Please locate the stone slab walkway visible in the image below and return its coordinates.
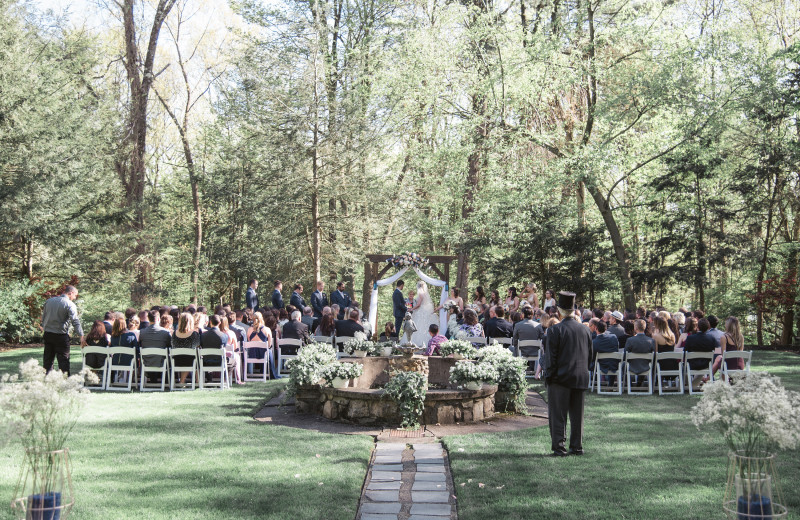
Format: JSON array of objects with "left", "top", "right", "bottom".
[{"left": 357, "top": 441, "right": 457, "bottom": 520}]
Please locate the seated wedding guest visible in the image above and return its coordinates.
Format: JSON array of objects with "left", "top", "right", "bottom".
[
  {"left": 110, "top": 315, "right": 138, "bottom": 361},
  {"left": 625, "top": 319, "right": 655, "bottom": 377},
  {"left": 424, "top": 324, "right": 447, "bottom": 356},
  {"left": 219, "top": 317, "right": 243, "bottom": 384},
  {"left": 587, "top": 318, "right": 600, "bottom": 339},
  {"left": 335, "top": 309, "right": 365, "bottom": 338},
  {"left": 692, "top": 309, "right": 705, "bottom": 319},
  {"left": 169, "top": 307, "right": 180, "bottom": 329},
  {"left": 485, "top": 306, "right": 513, "bottom": 339},
  {"left": 458, "top": 309, "right": 484, "bottom": 342},
  {"left": 127, "top": 315, "right": 141, "bottom": 341},
  {"left": 101, "top": 312, "right": 114, "bottom": 335},
  {"left": 592, "top": 321, "right": 620, "bottom": 384},
  {"left": 199, "top": 314, "right": 228, "bottom": 372},
  {"left": 315, "top": 314, "right": 336, "bottom": 337},
  {"left": 505, "top": 287, "right": 520, "bottom": 313},
  {"left": 172, "top": 313, "right": 200, "bottom": 385},
  {"left": 607, "top": 311, "right": 625, "bottom": 339},
  {"left": 228, "top": 311, "right": 246, "bottom": 347},
  {"left": 247, "top": 312, "right": 280, "bottom": 379},
  {"left": 235, "top": 310, "right": 249, "bottom": 330},
  {"left": 581, "top": 309, "right": 593, "bottom": 323},
  {"left": 510, "top": 311, "right": 522, "bottom": 326},
  {"left": 301, "top": 306, "right": 316, "bottom": 332},
  {"left": 711, "top": 316, "right": 745, "bottom": 377},
  {"left": 160, "top": 313, "right": 173, "bottom": 335},
  {"left": 140, "top": 310, "right": 171, "bottom": 376},
  {"left": 652, "top": 316, "right": 675, "bottom": 354},
  {"left": 706, "top": 315, "right": 724, "bottom": 348},
  {"left": 283, "top": 310, "right": 312, "bottom": 345},
  {"left": 125, "top": 307, "right": 137, "bottom": 321},
  {"left": 675, "top": 317, "right": 698, "bottom": 350},
  {"left": 513, "top": 306, "right": 539, "bottom": 356},
  {"left": 330, "top": 304, "right": 341, "bottom": 321},
  {"left": 278, "top": 308, "right": 289, "bottom": 331},
  {"left": 683, "top": 318, "right": 717, "bottom": 376},
  {"left": 194, "top": 312, "right": 208, "bottom": 334},
  {"left": 619, "top": 320, "right": 635, "bottom": 350},
  {"left": 379, "top": 322, "right": 399, "bottom": 341},
  {"left": 674, "top": 312, "right": 686, "bottom": 334},
  {"left": 137, "top": 310, "right": 150, "bottom": 330},
  {"left": 84, "top": 320, "right": 110, "bottom": 369},
  {"left": 533, "top": 316, "right": 560, "bottom": 379}
]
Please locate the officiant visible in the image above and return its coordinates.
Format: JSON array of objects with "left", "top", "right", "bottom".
[{"left": 392, "top": 280, "right": 406, "bottom": 335}]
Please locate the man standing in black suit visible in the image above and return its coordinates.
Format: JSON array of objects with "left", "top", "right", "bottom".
[
  {"left": 393, "top": 280, "right": 407, "bottom": 336},
  {"left": 245, "top": 279, "right": 259, "bottom": 310},
  {"left": 290, "top": 284, "right": 306, "bottom": 311},
  {"left": 545, "top": 291, "right": 593, "bottom": 457},
  {"left": 311, "top": 281, "right": 328, "bottom": 320},
  {"left": 330, "top": 282, "right": 351, "bottom": 320},
  {"left": 271, "top": 280, "right": 284, "bottom": 310}
]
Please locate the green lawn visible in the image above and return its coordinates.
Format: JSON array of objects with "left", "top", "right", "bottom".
[
  {"left": 0, "top": 347, "right": 373, "bottom": 520},
  {"left": 2, "top": 348, "right": 798, "bottom": 520},
  {"left": 444, "top": 351, "right": 800, "bottom": 520}
]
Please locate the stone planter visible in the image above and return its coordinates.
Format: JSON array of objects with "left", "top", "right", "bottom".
[
  {"left": 451, "top": 353, "right": 464, "bottom": 360},
  {"left": 331, "top": 377, "right": 349, "bottom": 389},
  {"left": 353, "top": 350, "right": 367, "bottom": 358},
  {"left": 465, "top": 381, "right": 482, "bottom": 391}
]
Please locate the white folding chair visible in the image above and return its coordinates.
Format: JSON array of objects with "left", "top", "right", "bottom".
[
  {"left": 199, "top": 347, "right": 229, "bottom": 390},
  {"left": 625, "top": 352, "right": 655, "bottom": 395},
  {"left": 685, "top": 352, "right": 714, "bottom": 395},
  {"left": 139, "top": 347, "right": 169, "bottom": 392},
  {"left": 169, "top": 348, "right": 198, "bottom": 391},
  {"left": 466, "top": 336, "right": 487, "bottom": 347},
  {"left": 656, "top": 352, "right": 685, "bottom": 395},
  {"left": 334, "top": 336, "right": 354, "bottom": 359},
  {"left": 594, "top": 352, "right": 624, "bottom": 395},
  {"left": 516, "top": 339, "right": 542, "bottom": 377},
  {"left": 490, "top": 337, "right": 513, "bottom": 349},
  {"left": 313, "top": 335, "right": 334, "bottom": 345},
  {"left": 721, "top": 350, "right": 752, "bottom": 382},
  {"left": 277, "top": 338, "right": 303, "bottom": 374},
  {"left": 105, "top": 346, "right": 137, "bottom": 392},
  {"left": 242, "top": 341, "right": 270, "bottom": 382},
  {"left": 81, "top": 346, "right": 108, "bottom": 390}
]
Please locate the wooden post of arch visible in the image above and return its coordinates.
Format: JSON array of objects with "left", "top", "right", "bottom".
[{"left": 364, "top": 254, "right": 457, "bottom": 335}]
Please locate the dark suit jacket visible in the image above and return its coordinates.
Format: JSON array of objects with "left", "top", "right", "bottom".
[
  {"left": 290, "top": 292, "right": 306, "bottom": 311},
  {"left": 485, "top": 318, "right": 513, "bottom": 339},
  {"left": 607, "top": 323, "right": 625, "bottom": 339},
  {"left": 545, "top": 318, "right": 593, "bottom": 389},
  {"left": 281, "top": 320, "right": 311, "bottom": 345},
  {"left": 684, "top": 331, "right": 717, "bottom": 369},
  {"left": 330, "top": 290, "right": 351, "bottom": 319},
  {"left": 246, "top": 287, "right": 259, "bottom": 310},
  {"left": 311, "top": 290, "right": 328, "bottom": 318},
  {"left": 199, "top": 326, "right": 227, "bottom": 366},
  {"left": 393, "top": 289, "right": 407, "bottom": 319},
  {"left": 625, "top": 333, "right": 655, "bottom": 374},
  {"left": 271, "top": 289, "right": 284, "bottom": 310},
  {"left": 335, "top": 319, "right": 365, "bottom": 338},
  {"left": 103, "top": 320, "right": 113, "bottom": 335},
  {"left": 592, "top": 332, "right": 620, "bottom": 373},
  {"left": 301, "top": 315, "right": 315, "bottom": 332}
]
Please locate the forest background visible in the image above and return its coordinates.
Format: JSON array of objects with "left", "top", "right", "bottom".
[{"left": 0, "top": 0, "right": 798, "bottom": 346}]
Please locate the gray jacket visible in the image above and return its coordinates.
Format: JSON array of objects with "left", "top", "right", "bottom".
[
  {"left": 625, "top": 333, "right": 655, "bottom": 374},
  {"left": 41, "top": 295, "right": 83, "bottom": 336}
]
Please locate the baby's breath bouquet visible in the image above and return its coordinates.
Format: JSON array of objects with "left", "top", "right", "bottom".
[
  {"left": 439, "top": 339, "right": 478, "bottom": 359},
  {"left": 449, "top": 360, "right": 499, "bottom": 387},
  {"left": 285, "top": 342, "right": 337, "bottom": 397},
  {"left": 691, "top": 372, "right": 800, "bottom": 456},
  {"left": 475, "top": 342, "right": 513, "bottom": 365},
  {"left": 320, "top": 361, "right": 364, "bottom": 384}
]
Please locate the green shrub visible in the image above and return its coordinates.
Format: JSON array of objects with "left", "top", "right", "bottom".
[{"left": 0, "top": 280, "right": 44, "bottom": 343}]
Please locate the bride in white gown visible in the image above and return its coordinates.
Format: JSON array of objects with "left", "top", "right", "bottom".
[{"left": 410, "top": 281, "right": 437, "bottom": 347}]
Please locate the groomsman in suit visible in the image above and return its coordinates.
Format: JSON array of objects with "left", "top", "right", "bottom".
[
  {"left": 545, "top": 291, "right": 593, "bottom": 457},
  {"left": 290, "top": 284, "right": 306, "bottom": 311},
  {"left": 271, "top": 280, "right": 284, "bottom": 310},
  {"left": 311, "top": 281, "right": 328, "bottom": 320},
  {"left": 393, "top": 280, "right": 407, "bottom": 337},
  {"left": 245, "top": 279, "right": 259, "bottom": 310},
  {"left": 330, "top": 281, "right": 351, "bottom": 320}
]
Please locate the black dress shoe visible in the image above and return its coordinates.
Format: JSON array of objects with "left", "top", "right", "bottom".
[
  {"left": 567, "top": 450, "right": 584, "bottom": 456},
  {"left": 550, "top": 451, "right": 568, "bottom": 457}
]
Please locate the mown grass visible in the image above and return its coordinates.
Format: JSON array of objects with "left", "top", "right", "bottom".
[
  {"left": 0, "top": 347, "right": 373, "bottom": 520},
  {"left": 444, "top": 351, "right": 800, "bottom": 520}
]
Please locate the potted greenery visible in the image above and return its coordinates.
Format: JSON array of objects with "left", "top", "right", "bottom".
[
  {"left": 1, "top": 359, "right": 98, "bottom": 520},
  {"left": 284, "top": 342, "right": 338, "bottom": 397},
  {"left": 692, "top": 372, "right": 800, "bottom": 519},
  {"left": 476, "top": 345, "right": 528, "bottom": 412},
  {"left": 384, "top": 370, "right": 427, "bottom": 429},
  {"left": 320, "top": 361, "right": 364, "bottom": 388},
  {"left": 439, "top": 339, "right": 478, "bottom": 360},
  {"left": 343, "top": 338, "right": 372, "bottom": 357},
  {"left": 449, "top": 360, "right": 499, "bottom": 390}
]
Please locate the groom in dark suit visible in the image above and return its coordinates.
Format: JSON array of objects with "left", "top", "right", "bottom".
[{"left": 393, "top": 280, "right": 407, "bottom": 336}]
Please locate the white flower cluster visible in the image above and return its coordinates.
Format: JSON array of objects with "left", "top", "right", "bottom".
[
  {"left": 384, "top": 370, "right": 428, "bottom": 429},
  {"left": 440, "top": 339, "right": 478, "bottom": 359},
  {"left": 449, "top": 360, "right": 499, "bottom": 386},
  {"left": 343, "top": 338, "right": 373, "bottom": 355},
  {"left": 0, "top": 359, "right": 98, "bottom": 452},
  {"left": 475, "top": 342, "right": 513, "bottom": 365},
  {"left": 320, "top": 361, "right": 364, "bottom": 383},
  {"left": 386, "top": 252, "right": 430, "bottom": 270},
  {"left": 691, "top": 372, "right": 800, "bottom": 455},
  {"left": 285, "top": 342, "right": 338, "bottom": 393}
]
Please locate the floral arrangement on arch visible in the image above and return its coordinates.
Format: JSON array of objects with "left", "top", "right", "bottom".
[{"left": 387, "top": 252, "right": 430, "bottom": 270}]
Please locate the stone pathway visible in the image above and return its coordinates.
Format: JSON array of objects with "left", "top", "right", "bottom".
[{"left": 357, "top": 441, "right": 457, "bottom": 520}]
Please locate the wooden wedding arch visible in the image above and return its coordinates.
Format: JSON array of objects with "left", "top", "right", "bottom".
[{"left": 362, "top": 254, "right": 458, "bottom": 315}]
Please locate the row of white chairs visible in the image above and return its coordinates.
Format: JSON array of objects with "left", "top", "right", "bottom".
[{"left": 591, "top": 350, "right": 752, "bottom": 396}]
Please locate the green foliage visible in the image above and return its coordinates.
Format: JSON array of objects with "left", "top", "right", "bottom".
[
  {"left": 439, "top": 340, "right": 479, "bottom": 359},
  {"left": 284, "top": 342, "right": 338, "bottom": 397},
  {"left": 319, "top": 361, "right": 364, "bottom": 383},
  {"left": 476, "top": 346, "right": 528, "bottom": 412},
  {"left": 0, "top": 280, "right": 44, "bottom": 343},
  {"left": 383, "top": 370, "right": 427, "bottom": 429},
  {"left": 448, "top": 360, "right": 499, "bottom": 387}
]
